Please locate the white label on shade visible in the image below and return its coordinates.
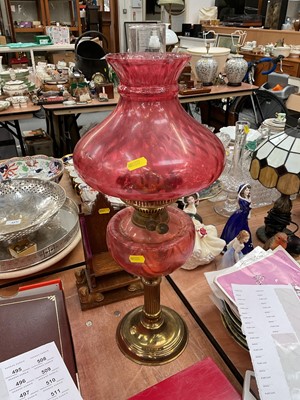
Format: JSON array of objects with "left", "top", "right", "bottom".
[{"left": 5, "top": 219, "right": 21, "bottom": 225}]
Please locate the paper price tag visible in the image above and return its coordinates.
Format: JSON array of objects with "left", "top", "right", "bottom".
[
  {"left": 129, "top": 255, "right": 145, "bottom": 263},
  {"left": 0, "top": 342, "right": 82, "bottom": 400},
  {"left": 5, "top": 219, "right": 21, "bottom": 226},
  {"left": 98, "top": 208, "right": 110, "bottom": 215},
  {"left": 127, "top": 157, "right": 147, "bottom": 171}
]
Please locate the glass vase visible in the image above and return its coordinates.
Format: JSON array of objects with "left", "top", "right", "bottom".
[
  {"left": 214, "top": 120, "right": 249, "bottom": 217},
  {"left": 73, "top": 53, "right": 225, "bottom": 364}
]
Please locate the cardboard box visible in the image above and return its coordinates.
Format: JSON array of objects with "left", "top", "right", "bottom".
[
  {"left": 48, "top": 51, "right": 75, "bottom": 66},
  {"left": 286, "top": 93, "right": 300, "bottom": 112},
  {"left": 0, "top": 36, "right": 6, "bottom": 45},
  {"left": 10, "top": 56, "right": 29, "bottom": 68},
  {"left": 96, "top": 83, "right": 114, "bottom": 99},
  {"left": 25, "top": 136, "right": 53, "bottom": 156},
  {"left": 19, "top": 21, "right": 32, "bottom": 28},
  {"left": 34, "top": 55, "right": 48, "bottom": 64}
]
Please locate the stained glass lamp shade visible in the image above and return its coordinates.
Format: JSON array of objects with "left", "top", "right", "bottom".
[{"left": 250, "top": 122, "right": 300, "bottom": 254}]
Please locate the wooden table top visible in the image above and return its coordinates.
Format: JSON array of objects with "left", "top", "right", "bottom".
[
  {"left": 0, "top": 103, "right": 41, "bottom": 121},
  {"left": 1, "top": 171, "right": 299, "bottom": 399},
  {"left": 0, "top": 266, "right": 243, "bottom": 400},
  {"left": 0, "top": 173, "right": 244, "bottom": 399},
  {"left": 42, "top": 82, "right": 257, "bottom": 115},
  {"left": 42, "top": 97, "right": 119, "bottom": 115},
  {"left": 178, "top": 82, "right": 258, "bottom": 103},
  {"left": 170, "top": 194, "right": 300, "bottom": 382}
]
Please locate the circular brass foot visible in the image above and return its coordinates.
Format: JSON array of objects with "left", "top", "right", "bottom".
[{"left": 116, "top": 305, "right": 188, "bottom": 365}]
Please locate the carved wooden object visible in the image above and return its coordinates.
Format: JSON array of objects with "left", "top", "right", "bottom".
[{"left": 75, "top": 193, "right": 143, "bottom": 310}]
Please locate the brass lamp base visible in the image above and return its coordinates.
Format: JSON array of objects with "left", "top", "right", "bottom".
[
  {"left": 116, "top": 305, "right": 188, "bottom": 365},
  {"left": 116, "top": 276, "right": 188, "bottom": 365}
]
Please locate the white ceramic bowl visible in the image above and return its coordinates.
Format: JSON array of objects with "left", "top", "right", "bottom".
[
  {"left": 272, "top": 46, "right": 291, "bottom": 58},
  {"left": 187, "top": 47, "right": 231, "bottom": 78}
]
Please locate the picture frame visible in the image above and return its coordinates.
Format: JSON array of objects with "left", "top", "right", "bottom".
[
  {"left": 216, "top": 34, "right": 240, "bottom": 54},
  {"left": 261, "top": 0, "right": 288, "bottom": 30},
  {"left": 124, "top": 21, "right": 159, "bottom": 51}
]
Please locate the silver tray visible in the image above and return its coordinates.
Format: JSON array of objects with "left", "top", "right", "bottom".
[
  {"left": 0, "top": 178, "right": 66, "bottom": 243},
  {"left": 0, "top": 197, "right": 79, "bottom": 273}
]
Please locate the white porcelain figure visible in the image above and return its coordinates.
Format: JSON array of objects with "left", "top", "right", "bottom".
[
  {"left": 195, "top": 54, "right": 218, "bottom": 86},
  {"left": 225, "top": 54, "right": 248, "bottom": 86}
]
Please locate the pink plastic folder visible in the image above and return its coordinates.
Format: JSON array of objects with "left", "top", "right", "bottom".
[{"left": 215, "top": 247, "right": 300, "bottom": 304}]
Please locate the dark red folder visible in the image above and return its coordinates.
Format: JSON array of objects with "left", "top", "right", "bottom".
[
  {"left": 128, "top": 357, "right": 242, "bottom": 400},
  {"left": 0, "top": 285, "right": 77, "bottom": 385}
]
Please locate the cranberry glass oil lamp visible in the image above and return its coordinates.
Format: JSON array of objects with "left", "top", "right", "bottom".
[{"left": 73, "top": 52, "right": 225, "bottom": 365}]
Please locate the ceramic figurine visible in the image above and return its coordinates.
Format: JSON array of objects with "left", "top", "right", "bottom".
[
  {"left": 181, "top": 193, "right": 226, "bottom": 270},
  {"left": 220, "top": 183, "right": 253, "bottom": 255},
  {"left": 221, "top": 230, "right": 250, "bottom": 269},
  {"left": 182, "top": 193, "right": 202, "bottom": 222}
]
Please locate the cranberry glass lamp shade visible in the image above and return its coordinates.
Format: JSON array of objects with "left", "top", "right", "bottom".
[{"left": 73, "top": 53, "right": 225, "bottom": 203}]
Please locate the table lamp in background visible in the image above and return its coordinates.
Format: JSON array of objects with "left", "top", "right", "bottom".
[
  {"left": 165, "top": 24, "right": 178, "bottom": 46},
  {"left": 158, "top": 0, "right": 185, "bottom": 26},
  {"left": 250, "top": 121, "right": 300, "bottom": 255}
]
